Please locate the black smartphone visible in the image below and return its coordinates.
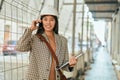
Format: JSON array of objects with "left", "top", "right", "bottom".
[{"left": 38, "top": 22, "right": 43, "bottom": 27}]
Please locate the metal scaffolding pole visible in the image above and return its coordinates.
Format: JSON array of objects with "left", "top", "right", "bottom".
[
  {"left": 72, "top": 0, "right": 76, "bottom": 55},
  {"left": 80, "top": 3, "right": 85, "bottom": 52},
  {"left": 0, "top": 0, "right": 4, "bottom": 12},
  {"left": 54, "top": 0, "right": 59, "bottom": 11}
]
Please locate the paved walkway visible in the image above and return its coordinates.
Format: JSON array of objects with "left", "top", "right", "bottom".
[{"left": 85, "top": 47, "right": 118, "bottom": 80}]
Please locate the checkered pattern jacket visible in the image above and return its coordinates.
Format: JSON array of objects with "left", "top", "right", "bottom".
[{"left": 16, "top": 28, "right": 69, "bottom": 80}]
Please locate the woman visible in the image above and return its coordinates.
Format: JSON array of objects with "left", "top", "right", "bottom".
[{"left": 16, "top": 6, "right": 77, "bottom": 80}]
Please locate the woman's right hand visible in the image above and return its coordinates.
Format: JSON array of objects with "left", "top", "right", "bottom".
[{"left": 30, "top": 20, "right": 41, "bottom": 31}]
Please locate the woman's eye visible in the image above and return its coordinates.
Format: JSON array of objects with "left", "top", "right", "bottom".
[
  {"left": 50, "top": 19, "right": 54, "bottom": 21},
  {"left": 44, "top": 19, "right": 47, "bottom": 21}
]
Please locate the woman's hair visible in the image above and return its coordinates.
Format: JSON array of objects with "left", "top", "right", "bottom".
[{"left": 36, "top": 15, "right": 59, "bottom": 34}]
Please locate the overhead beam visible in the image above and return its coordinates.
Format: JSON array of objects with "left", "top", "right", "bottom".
[
  {"left": 76, "top": 11, "right": 83, "bottom": 13},
  {"left": 85, "top": 1, "right": 118, "bottom": 4},
  {"left": 93, "top": 17, "right": 112, "bottom": 20},
  {"left": 90, "top": 10, "right": 115, "bottom": 13},
  {"left": 63, "top": 2, "right": 82, "bottom": 5},
  {"left": 94, "top": 18, "right": 112, "bottom": 21}
]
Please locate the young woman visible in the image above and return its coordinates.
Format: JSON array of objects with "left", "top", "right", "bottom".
[{"left": 16, "top": 6, "right": 77, "bottom": 80}]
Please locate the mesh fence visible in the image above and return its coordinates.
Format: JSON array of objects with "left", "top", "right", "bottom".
[{"left": 0, "top": 0, "right": 41, "bottom": 80}]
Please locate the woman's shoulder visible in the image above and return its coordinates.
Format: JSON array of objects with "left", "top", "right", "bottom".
[{"left": 58, "top": 34, "right": 67, "bottom": 41}]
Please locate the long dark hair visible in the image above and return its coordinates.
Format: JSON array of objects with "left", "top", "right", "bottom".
[{"left": 36, "top": 15, "right": 59, "bottom": 34}]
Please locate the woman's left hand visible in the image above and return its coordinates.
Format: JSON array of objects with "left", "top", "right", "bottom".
[{"left": 69, "top": 56, "right": 77, "bottom": 67}]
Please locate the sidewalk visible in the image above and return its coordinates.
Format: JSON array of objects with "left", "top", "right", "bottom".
[{"left": 85, "top": 47, "right": 118, "bottom": 80}]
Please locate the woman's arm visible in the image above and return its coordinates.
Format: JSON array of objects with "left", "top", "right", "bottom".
[
  {"left": 16, "top": 28, "right": 33, "bottom": 52},
  {"left": 61, "top": 37, "right": 71, "bottom": 71},
  {"left": 61, "top": 37, "right": 77, "bottom": 72},
  {"left": 16, "top": 20, "right": 41, "bottom": 52}
]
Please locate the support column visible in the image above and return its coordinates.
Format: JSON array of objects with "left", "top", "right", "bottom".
[{"left": 71, "top": 0, "right": 76, "bottom": 55}]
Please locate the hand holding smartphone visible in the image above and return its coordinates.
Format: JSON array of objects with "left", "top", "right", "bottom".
[{"left": 30, "top": 20, "right": 41, "bottom": 31}]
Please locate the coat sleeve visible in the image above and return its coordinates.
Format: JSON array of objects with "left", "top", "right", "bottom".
[
  {"left": 61, "top": 37, "right": 74, "bottom": 72},
  {"left": 16, "top": 28, "right": 33, "bottom": 52},
  {"left": 64, "top": 38, "right": 69, "bottom": 65}
]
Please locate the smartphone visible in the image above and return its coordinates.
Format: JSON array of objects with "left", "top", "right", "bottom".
[
  {"left": 36, "top": 22, "right": 41, "bottom": 27},
  {"left": 38, "top": 22, "right": 42, "bottom": 27}
]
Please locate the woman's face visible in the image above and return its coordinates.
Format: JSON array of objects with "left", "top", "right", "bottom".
[{"left": 42, "top": 15, "right": 55, "bottom": 32}]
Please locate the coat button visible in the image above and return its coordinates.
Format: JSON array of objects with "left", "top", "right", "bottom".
[
  {"left": 57, "top": 75, "right": 59, "bottom": 78},
  {"left": 46, "top": 69, "right": 49, "bottom": 71}
]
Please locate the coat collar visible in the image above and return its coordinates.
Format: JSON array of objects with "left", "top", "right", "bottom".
[{"left": 42, "top": 33, "right": 61, "bottom": 56}]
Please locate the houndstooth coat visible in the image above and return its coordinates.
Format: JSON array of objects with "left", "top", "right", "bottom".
[{"left": 16, "top": 28, "right": 69, "bottom": 80}]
